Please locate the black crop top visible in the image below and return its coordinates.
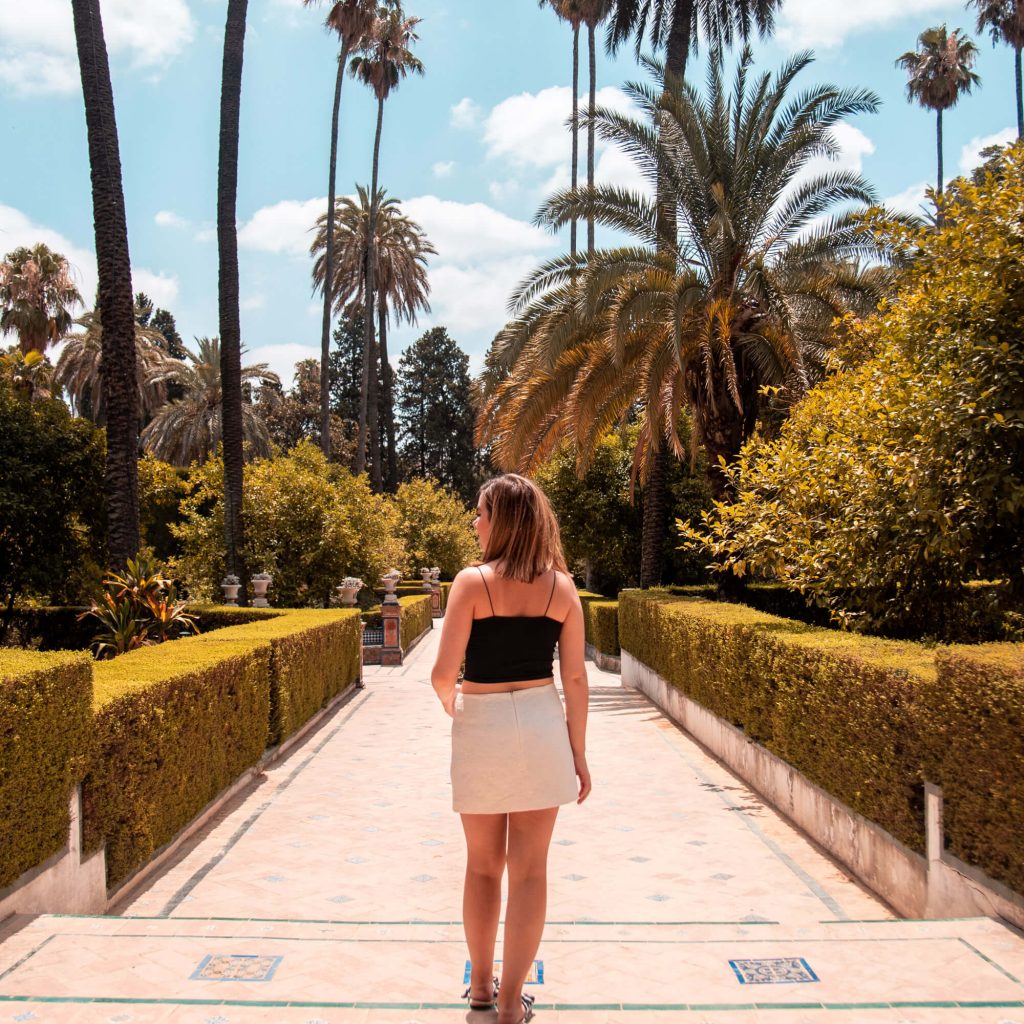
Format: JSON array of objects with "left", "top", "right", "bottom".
[{"left": 463, "top": 568, "right": 563, "bottom": 684}]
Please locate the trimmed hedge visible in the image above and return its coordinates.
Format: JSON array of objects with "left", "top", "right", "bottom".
[
  {"left": 0, "top": 651, "right": 93, "bottom": 889},
  {"left": 619, "top": 591, "right": 935, "bottom": 852},
  {"left": 579, "top": 594, "right": 619, "bottom": 656},
  {"left": 85, "top": 638, "right": 273, "bottom": 887},
  {"left": 199, "top": 610, "right": 362, "bottom": 745},
  {"left": 922, "top": 645, "right": 1024, "bottom": 893}
]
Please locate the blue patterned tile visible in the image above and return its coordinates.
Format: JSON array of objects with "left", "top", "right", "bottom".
[
  {"left": 729, "top": 957, "right": 819, "bottom": 985},
  {"left": 263, "top": 874, "right": 286, "bottom": 883},
  {"left": 328, "top": 895, "right": 353, "bottom": 904},
  {"left": 307, "top": 814, "right": 330, "bottom": 822},
  {"left": 562, "top": 873, "right": 586, "bottom": 881},
  {"left": 713, "top": 873, "right": 734, "bottom": 880},
  {"left": 205, "top": 1018, "right": 230, "bottom": 1024},
  {"left": 629, "top": 856, "right": 651, "bottom": 863},
  {"left": 346, "top": 855, "right": 368, "bottom": 864},
  {"left": 14, "top": 1014, "right": 38, "bottom": 1022},
  {"left": 191, "top": 954, "right": 283, "bottom": 982},
  {"left": 420, "top": 839, "right": 443, "bottom": 846},
  {"left": 647, "top": 893, "right": 670, "bottom": 902},
  {"left": 687, "top": 840, "right": 707, "bottom": 846},
  {"left": 465, "top": 960, "right": 544, "bottom": 985},
  {"left": 364, "top": 825, "right": 380, "bottom": 832},
  {"left": 614, "top": 825, "right": 634, "bottom": 832},
  {"left": 412, "top": 873, "right": 435, "bottom": 882},
  {"left": 288, "top": 840, "right": 309, "bottom": 849}
]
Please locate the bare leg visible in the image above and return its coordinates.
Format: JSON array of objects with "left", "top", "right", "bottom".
[
  {"left": 460, "top": 812, "right": 507, "bottom": 1003},
  {"left": 497, "top": 806, "right": 559, "bottom": 1023}
]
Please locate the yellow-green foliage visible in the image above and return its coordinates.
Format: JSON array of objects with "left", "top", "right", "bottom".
[
  {"left": 619, "top": 591, "right": 934, "bottom": 851},
  {"left": 393, "top": 478, "right": 478, "bottom": 578},
  {"left": 0, "top": 651, "right": 92, "bottom": 888},
  {"left": 680, "top": 145, "right": 1024, "bottom": 639},
  {"left": 922, "top": 645, "right": 1024, "bottom": 893},
  {"left": 400, "top": 595, "right": 433, "bottom": 651},
  {"left": 86, "top": 639, "right": 272, "bottom": 887},
  {"left": 578, "top": 592, "right": 620, "bottom": 655},
  {"left": 200, "top": 609, "right": 362, "bottom": 745}
]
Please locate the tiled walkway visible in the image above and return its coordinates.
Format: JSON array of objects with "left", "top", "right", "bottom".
[{"left": 2, "top": 625, "right": 1024, "bottom": 1023}]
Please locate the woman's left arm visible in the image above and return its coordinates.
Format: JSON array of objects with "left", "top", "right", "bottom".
[{"left": 431, "top": 569, "right": 476, "bottom": 716}]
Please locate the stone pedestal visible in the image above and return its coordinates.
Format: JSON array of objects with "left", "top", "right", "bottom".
[
  {"left": 430, "top": 581, "right": 442, "bottom": 618},
  {"left": 381, "top": 599, "right": 402, "bottom": 666}
]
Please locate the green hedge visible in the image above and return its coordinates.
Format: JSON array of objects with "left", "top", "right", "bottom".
[
  {"left": 0, "top": 651, "right": 93, "bottom": 889},
  {"left": 85, "top": 638, "right": 272, "bottom": 888},
  {"left": 199, "top": 610, "right": 362, "bottom": 745},
  {"left": 579, "top": 595, "right": 619, "bottom": 656},
  {"left": 922, "top": 645, "right": 1024, "bottom": 893},
  {"left": 619, "top": 591, "right": 935, "bottom": 852}
]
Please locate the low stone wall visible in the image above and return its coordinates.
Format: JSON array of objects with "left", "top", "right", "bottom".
[
  {"left": 623, "top": 648, "right": 1024, "bottom": 929},
  {"left": 585, "top": 641, "right": 621, "bottom": 673}
]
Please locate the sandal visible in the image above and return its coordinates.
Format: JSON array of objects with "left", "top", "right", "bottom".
[
  {"left": 462, "top": 975, "right": 500, "bottom": 1010},
  {"left": 515, "top": 992, "right": 536, "bottom": 1022}
]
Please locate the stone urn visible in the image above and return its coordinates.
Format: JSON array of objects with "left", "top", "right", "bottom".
[
  {"left": 420, "top": 567, "right": 433, "bottom": 592},
  {"left": 252, "top": 573, "right": 272, "bottom": 608},
  {"left": 430, "top": 567, "right": 441, "bottom": 583},
  {"left": 381, "top": 570, "right": 402, "bottom": 605},
  {"left": 336, "top": 576, "right": 364, "bottom": 608},
  {"left": 220, "top": 575, "right": 241, "bottom": 607}
]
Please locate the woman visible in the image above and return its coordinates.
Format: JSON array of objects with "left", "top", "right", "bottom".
[{"left": 431, "top": 473, "right": 591, "bottom": 1024}]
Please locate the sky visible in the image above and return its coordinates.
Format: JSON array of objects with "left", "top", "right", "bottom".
[{"left": 0, "top": 0, "right": 1018, "bottom": 385}]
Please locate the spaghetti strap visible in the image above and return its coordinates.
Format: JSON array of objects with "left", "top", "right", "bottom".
[
  {"left": 543, "top": 570, "right": 557, "bottom": 616},
  {"left": 477, "top": 565, "right": 496, "bottom": 615}
]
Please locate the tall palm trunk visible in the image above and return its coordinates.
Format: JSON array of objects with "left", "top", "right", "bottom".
[
  {"left": 570, "top": 23, "right": 579, "bottom": 258},
  {"left": 639, "top": 3, "right": 693, "bottom": 589},
  {"left": 71, "top": 0, "right": 139, "bottom": 570},
  {"left": 1017, "top": 46, "right": 1023, "bottom": 140},
  {"left": 218, "top": 0, "right": 250, "bottom": 599},
  {"left": 936, "top": 107, "right": 944, "bottom": 198},
  {"left": 357, "top": 95, "right": 385, "bottom": 482},
  {"left": 319, "top": 43, "right": 350, "bottom": 460},
  {"left": 378, "top": 302, "right": 398, "bottom": 491},
  {"left": 587, "top": 19, "right": 597, "bottom": 256}
]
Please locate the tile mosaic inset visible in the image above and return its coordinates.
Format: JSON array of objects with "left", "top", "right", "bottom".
[
  {"left": 729, "top": 957, "right": 820, "bottom": 985},
  {"left": 191, "top": 953, "right": 283, "bottom": 982},
  {"left": 629, "top": 855, "right": 651, "bottom": 863},
  {"left": 464, "top": 960, "right": 544, "bottom": 985}
]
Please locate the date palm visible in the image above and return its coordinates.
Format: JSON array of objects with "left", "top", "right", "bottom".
[
  {"left": 71, "top": 0, "right": 140, "bottom": 568},
  {"left": 217, "top": 0, "right": 250, "bottom": 593},
  {"left": 55, "top": 299, "right": 180, "bottom": 423},
  {"left": 481, "top": 50, "right": 888, "bottom": 506},
  {"left": 969, "top": 0, "right": 1024, "bottom": 137},
  {"left": 897, "top": 25, "right": 981, "bottom": 200},
  {"left": 0, "top": 244, "right": 82, "bottom": 355},
  {"left": 141, "top": 336, "right": 280, "bottom": 467},
  {"left": 604, "top": 0, "right": 782, "bottom": 585},
  {"left": 349, "top": 5, "right": 424, "bottom": 488},
  {"left": 581, "top": 1, "right": 613, "bottom": 254},
  {"left": 304, "top": 0, "right": 380, "bottom": 461},
  {"left": 310, "top": 187, "right": 435, "bottom": 488}
]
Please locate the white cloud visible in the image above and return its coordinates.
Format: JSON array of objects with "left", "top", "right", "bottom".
[
  {"left": 432, "top": 160, "right": 456, "bottom": 178},
  {"left": 884, "top": 181, "right": 932, "bottom": 217},
  {"left": 0, "top": 0, "right": 195, "bottom": 97},
  {"left": 241, "top": 294, "right": 267, "bottom": 311},
  {"left": 960, "top": 127, "right": 1016, "bottom": 174},
  {"left": 450, "top": 97, "right": 482, "bottom": 130},
  {"left": 488, "top": 178, "right": 522, "bottom": 203},
  {"left": 155, "top": 210, "right": 189, "bottom": 230},
  {"left": 777, "top": 0, "right": 952, "bottom": 50},
  {"left": 248, "top": 342, "right": 319, "bottom": 385},
  {"left": 134, "top": 269, "right": 180, "bottom": 309},
  {"left": 427, "top": 256, "right": 542, "bottom": 335},
  {"left": 238, "top": 197, "right": 326, "bottom": 257}
]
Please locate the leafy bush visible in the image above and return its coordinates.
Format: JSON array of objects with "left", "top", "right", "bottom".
[
  {"left": 392, "top": 477, "right": 478, "bottom": 579},
  {"left": 138, "top": 455, "right": 187, "bottom": 562},
  {"left": 680, "top": 145, "right": 1024, "bottom": 639},
  {"left": 173, "top": 442, "right": 406, "bottom": 605}
]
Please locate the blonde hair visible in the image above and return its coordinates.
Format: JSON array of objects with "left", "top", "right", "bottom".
[{"left": 478, "top": 474, "right": 569, "bottom": 582}]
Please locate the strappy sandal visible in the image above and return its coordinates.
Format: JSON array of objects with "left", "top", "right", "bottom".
[
  {"left": 517, "top": 992, "right": 536, "bottom": 1022},
  {"left": 462, "top": 975, "right": 500, "bottom": 1010}
]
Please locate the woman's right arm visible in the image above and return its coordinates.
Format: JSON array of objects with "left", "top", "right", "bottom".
[
  {"left": 431, "top": 569, "right": 476, "bottom": 716},
  {"left": 558, "top": 581, "right": 591, "bottom": 803}
]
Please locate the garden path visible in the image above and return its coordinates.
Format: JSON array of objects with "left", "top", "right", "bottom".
[{"left": 2, "top": 625, "right": 1024, "bottom": 1022}]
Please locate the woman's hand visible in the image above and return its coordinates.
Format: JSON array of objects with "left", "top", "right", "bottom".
[
  {"left": 574, "top": 752, "right": 591, "bottom": 804},
  {"left": 441, "top": 688, "right": 457, "bottom": 718}
]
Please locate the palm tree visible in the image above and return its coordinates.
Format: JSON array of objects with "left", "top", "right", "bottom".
[
  {"left": 141, "top": 336, "right": 280, "bottom": 467},
  {"left": 304, "top": 0, "right": 380, "bottom": 461},
  {"left": 481, "top": 50, "right": 888, "bottom": 506},
  {"left": 71, "top": 0, "right": 140, "bottom": 569},
  {"left": 218, "top": 0, "right": 250, "bottom": 593},
  {"left": 349, "top": 6, "right": 424, "bottom": 488},
  {"left": 897, "top": 25, "right": 981, "bottom": 201},
  {"left": 968, "top": 0, "right": 1024, "bottom": 138},
  {"left": 540, "top": 0, "right": 583, "bottom": 257},
  {"left": 55, "top": 299, "right": 180, "bottom": 423},
  {"left": 310, "top": 187, "right": 435, "bottom": 488},
  {"left": 0, "top": 244, "right": 82, "bottom": 355},
  {"left": 581, "top": 0, "right": 613, "bottom": 254},
  {"left": 603, "top": 0, "right": 782, "bottom": 586}
]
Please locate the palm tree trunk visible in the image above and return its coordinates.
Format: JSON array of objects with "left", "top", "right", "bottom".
[
  {"left": 71, "top": 0, "right": 139, "bottom": 570},
  {"left": 357, "top": 95, "right": 385, "bottom": 479},
  {"left": 319, "top": 43, "right": 350, "bottom": 461},
  {"left": 587, "top": 19, "right": 597, "bottom": 256},
  {"left": 570, "top": 23, "right": 579, "bottom": 259},
  {"left": 368, "top": 321, "right": 381, "bottom": 492},
  {"left": 379, "top": 302, "right": 398, "bottom": 491},
  {"left": 639, "top": 1, "right": 693, "bottom": 589},
  {"left": 1016, "top": 45, "right": 1022, "bottom": 140},
  {"left": 218, "top": 0, "right": 249, "bottom": 599},
  {"left": 936, "top": 107, "right": 944, "bottom": 199}
]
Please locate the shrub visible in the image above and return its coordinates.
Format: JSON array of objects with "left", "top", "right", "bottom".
[
  {"left": 138, "top": 455, "right": 187, "bottom": 562},
  {"left": 0, "top": 650, "right": 92, "bottom": 888},
  {"left": 400, "top": 594, "right": 433, "bottom": 650},
  {"left": 680, "top": 145, "right": 1024, "bottom": 639},
  {"left": 583, "top": 600, "right": 619, "bottom": 656},
  {"left": 393, "top": 478, "right": 478, "bottom": 578}
]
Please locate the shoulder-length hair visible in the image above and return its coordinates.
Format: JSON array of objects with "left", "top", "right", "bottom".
[{"left": 478, "top": 474, "right": 569, "bottom": 582}]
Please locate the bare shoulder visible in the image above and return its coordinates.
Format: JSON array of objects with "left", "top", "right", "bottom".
[{"left": 554, "top": 570, "right": 581, "bottom": 606}]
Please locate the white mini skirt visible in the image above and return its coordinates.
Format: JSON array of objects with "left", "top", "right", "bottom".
[{"left": 451, "top": 683, "right": 579, "bottom": 814}]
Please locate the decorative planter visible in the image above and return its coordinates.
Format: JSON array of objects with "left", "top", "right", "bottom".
[
  {"left": 380, "top": 571, "right": 402, "bottom": 605},
  {"left": 420, "top": 568, "right": 433, "bottom": 592},
  {"left": 337, "top": 577, "right": 364, "bottom": 608},
  {"left": 220, "top": 577, "right": 241, "bottom": 607},
  {"left": 251, "top": 574, "right": 272, "bottom": 608}
]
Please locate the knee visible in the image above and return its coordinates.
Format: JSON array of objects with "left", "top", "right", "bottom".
[
  {"left": 506, "top": 858, "right": 547, "bottom": 886},
  {"left": 467, "top": 856, "right": 505, "bottom": 883}
]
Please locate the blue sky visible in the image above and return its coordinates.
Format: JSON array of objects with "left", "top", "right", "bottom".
[{"left": 0, "top": 0, "right": 1017, "bottom": 384}]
